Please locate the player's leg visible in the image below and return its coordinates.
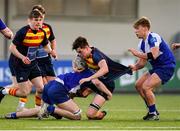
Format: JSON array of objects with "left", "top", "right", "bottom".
[
  {"left": 17, "top": 80, "right": 32, "bottom": 111},
  {"left": 86, "top": 94, "right": 107, "bottom": 120},
  {"left": 55, "top": 99, "right": 81, "bottom": 120},
  {"left": 29, "top": 65, "right": 44, "bottom": 107},
  {"left": 135, "top": 72, "right": 151, "bottom": 107},
  {"left": 38, "top": 81, "right": 81, "bottom": 120},
  {"left": 30, "top": 76, "right": 44, "bottom": 106},
  {"left": 142, "top": 73, "right": 161, "bottom": 120},
  {"left": 5, "top": 107, "right": 40, "bottom": 119}
]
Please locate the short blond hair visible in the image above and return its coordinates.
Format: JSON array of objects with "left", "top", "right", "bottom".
[{"left": 133, "top": 17, "right": 151, "bottom": 30}]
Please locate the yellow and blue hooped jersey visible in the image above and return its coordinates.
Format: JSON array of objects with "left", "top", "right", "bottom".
[
  {"left": 36, "top": 23, "right": 55, "bottom": 59},
  {"left": 11, "top": 25, "right": 48, "bottom": 66},
  {"left": 84, "top": 47, "right": 132, "bottom": 82}
]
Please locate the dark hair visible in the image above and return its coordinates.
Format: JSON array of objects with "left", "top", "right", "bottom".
[
  {"left": 28, "top": 9, "right": 43, "bottom": 19},
  {"left": 72, "top": 36, "right": 89, "bottom": 50},
  {"left": 32, "top": 5, "right": 45, "bottom": 15},
  {"left": 133, "top": 16, "right": 151, "bottom": 30}
]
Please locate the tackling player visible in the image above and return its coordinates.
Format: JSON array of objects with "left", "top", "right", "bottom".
[{"left": 72, "top": 36, "right": 132, "bottom": 120}]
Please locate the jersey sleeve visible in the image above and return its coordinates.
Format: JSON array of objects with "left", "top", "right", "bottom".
[
  {"left": 148, "top": 33, "right": 161, "bottom": 48},
  {"left": 0, "top": 19, "right": 7, "bottom": 30},
  {"left": 12, "top": 27, "right": 26, "bottom": 46},
  {"left": 47, "top": 24, "right": 55, "bottom": 42},
  {"left": 93, "top": 49, "right": 105, "bottom": 64}
]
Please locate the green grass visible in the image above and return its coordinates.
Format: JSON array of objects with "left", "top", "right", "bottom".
[{"left": 0, "top": 94, "right": 180, "bottom": 130}]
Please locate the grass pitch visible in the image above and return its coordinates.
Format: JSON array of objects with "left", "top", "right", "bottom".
[{"left": 0, "top": 94, "right": 180, "bottom": 130}]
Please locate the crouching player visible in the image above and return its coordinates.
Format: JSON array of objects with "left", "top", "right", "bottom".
[{"left": 5, "top": 59, "right": 112, "bottom": 120}]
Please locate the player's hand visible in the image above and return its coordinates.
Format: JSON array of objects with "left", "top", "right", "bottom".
[
  {"left": 128, "top": 48, "right": 139, "bottom": 57},
  {"left": 107, "top": 92, "right": 112, "bottom": 100},
  {"left": 22, "top": 56, "right": 31, "bottom": 64},
  {"left": 129, "top": 64, "right": 136, "bottom": 72},
  {"left": 50, "top": 50, "right": 57, "bottom": 59},
  {"left": 79, "top": 77, "right": 91, "bottom": 85},
  {"left": 171, "top": 43, "right": 178, "bottom": 50}
]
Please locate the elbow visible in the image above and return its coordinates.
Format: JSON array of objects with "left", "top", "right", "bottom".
[
  {"left": 104, "top": 67, "right": 109, "bottom": 74},
  {"left": 9, "top": 45, "right": 12, "bottom": 52}
]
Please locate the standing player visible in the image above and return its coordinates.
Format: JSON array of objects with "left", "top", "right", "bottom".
[
  {"left": 16, "top": 5, "right": 57, "bottom": 111},
  {"left": 0, "top": 18, "right": 13, "bottom": 39},
  {"left": 0, "top": 10, "right": 55, "bottom": 103},
  {"left": 72, "top": 36, "right": 132, "bottom": 120},
  {"left": 128, "top": 17, "right": 176, "bottom": 120}
]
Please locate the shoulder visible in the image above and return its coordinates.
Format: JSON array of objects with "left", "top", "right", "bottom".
[
  {"left": 43, "top": 23, "right": 52, "bottom": 29},
  {"left": 16, "top": 25, "right": 29, "bottom": 35},
  {"left": 148, "top": 32, "right": 162, "bottom": 43}
]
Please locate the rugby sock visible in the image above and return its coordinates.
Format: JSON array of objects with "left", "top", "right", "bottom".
[
  {"left": 35, "top": 95, "right": 42, "bottom": 106},
  {"left": 8, "top": 88, "right": 18, "bottom": 96},
  {"left": 148, "top": 104, "right": 156, "bottom": 114},
  {"left": 47, "top": 105, "right": 55, "bottom": 114},
  {"left": 10, "top": 112, "right": 17, "bottom": 119},
  {"left": 18, "top": 98, "right": 28, "bottom": 108},
  {"left": 19, "top": 97, "right": 28, "bottom": 103},
  {"left": 2, "top": 88, "right": 9, "bottom": 95}
]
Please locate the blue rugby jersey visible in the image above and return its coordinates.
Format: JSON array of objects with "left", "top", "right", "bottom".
[
  {"left": 138, "top": 32, "right": 176, "bottom": 68},
  {"left": 0, "top": 19, "right": 6, "bottom": 30},
  {"left": 57, "top": 69, "right": 93, "bottom": 92}
]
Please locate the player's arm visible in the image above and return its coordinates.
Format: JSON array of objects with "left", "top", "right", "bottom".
[
  {"left": 172, "top": 43, "right": 180, "bottom": 50},
  {"left": 91, "top": 79, "right": 112, "bottom": 100},
  {"left": 9, "top": 43, "right": 31, "bottom": 64},
  {"left": 48, "top": 24, "right": 57, "bottom": 59},
  {"left": 0, "top": 27, "right": 13, "bottom": 39},
  {"left": 128, "top": 47, "right": 159, "bottom": 60},
  {"left": 79, "top": 59, "right": 109, "bottom": 84},
  {"left": 0, "top": 19, "right": 13, "bottom": 39},
  {"left": 129, "top": 58, "right": 147, "bottom": 71},
  {"left": 50, "top": 39, "right": 57, "bottom": 58}
]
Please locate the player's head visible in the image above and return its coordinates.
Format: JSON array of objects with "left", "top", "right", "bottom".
[
  {"left": 32, "top": 5, "right": 45, "bottom": 18},
  {"left": 28, "top": 9, "right": 43, "bottom": 30},
  {"left": 72, "top": 55, "right": 87, "bottom": 72},
  {"left": 133, "top": 16, "right": 151, "bottom": 39},
  {"left": 72, "top": 36, "right": 92, "bottom": 59}
]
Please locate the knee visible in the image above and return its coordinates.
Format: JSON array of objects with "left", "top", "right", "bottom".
[
  {"left": 86, "top": 111, "right": 96, "bottom": 119},
  {"left": 135, "top": 81, "right": 142, "bottom": 91},
  {"left": 142, "top": 83, "right": 151, "bottom": 94},
  {"left": 36, "top": 86, "right": 44, "bottom": 93},
  {"left": 20, "top": 89, "right": 30, "bottom": 97}
]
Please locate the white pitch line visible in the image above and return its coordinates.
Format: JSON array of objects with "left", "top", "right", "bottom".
[
  {"left": 29, "top": 126, "right": 180, "bottom": 130},
  {"left": 106, "top": 109, "right": 180, "bottom": 112}
]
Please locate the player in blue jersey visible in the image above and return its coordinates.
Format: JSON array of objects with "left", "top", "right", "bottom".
[
  {"left": 72, "top": 36, "right": 132, "bottom": 120},
  {"left": 0, "top": 10, "right": 55, "bottom": 103},
  {"left": 0, "top": 18, "right": 13, "bottom": 39},
  {"left": 128, "top": 17, "right": 176, "bottom": 120},
  {"left": 5, "top": 68, "right": 112, "bottom": 120}
]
